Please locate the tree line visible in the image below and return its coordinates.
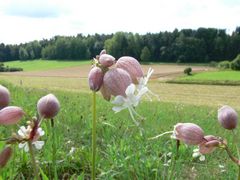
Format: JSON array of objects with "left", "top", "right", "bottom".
[{"left": 0, "top": 27, "right": 240, "bottom": 63}]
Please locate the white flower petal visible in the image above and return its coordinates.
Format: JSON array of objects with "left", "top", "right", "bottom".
[
  {"left": 33, "top": 141, "right": 45, "bottom": 150},
  {"left": 199, "top": 155, "right": 205, "bottom": 161},
  {"left": 112, "top": 95, "right": 125, "bottom": 105},
  {"left": 18, "top": 126, "right": 27, "bottom": 137},
  {"left": 38, "top": 128, "right": 45, "bottom": 136},
  {"left": 24, "top": 143, "right": 29, "bottom": 152},
  {"left": 193, "top": 148, "right": 199, "bottom": 153},
  {"left": 112, "top": 106, "right": 126, "bottom": 113},
  {"left": 19, "top": 142, "right": 26, "bottom": 149},
  {"left": 192, "top": 152, "right": 200, "bottom": 158},
  {"left": 125, "top": 84, "right": 135, "bottom": 96}
]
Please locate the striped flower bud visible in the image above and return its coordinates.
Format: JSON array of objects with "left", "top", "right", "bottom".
[
  {"left": 99, "top": 54, "right": 116, "bottom": 68},
  {"left": 116, "top": 56, "right": 144, "bottom": 84},
  {"left": 0, "top": 85, "right": 10, "bottom": 109},
  {"left": 173, "top": 123, "right": 204, "bottom": 145},
  {"left": 100, "top": 49, "right": 106, "bottom": 56},
  {"left": 218, "top": 105, "right": 238, "bottom": 130},
  {"left": 88, "top": 66, "right": 104, "bottom": 91},
  {"left": 37, "top": 94, "right": 60, "bottom": 119},
  {"left": 199, "top": 135, "right": 219, "bottom": 154},
  {"left": 0, "top": 146, "right": 12, "bottom": 168},
  {"left": 0, "top": 106, "right": 24, "bottom": 125},
  {"left": 103, "top": 68, "right": 132, "bottom": 98},
  {"left": 100, "top": 84, "right": 111, "bottom": 101}
]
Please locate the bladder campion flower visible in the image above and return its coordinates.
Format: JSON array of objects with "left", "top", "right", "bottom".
[
  {"left": 0, "top": 85, "right": 10, "bottom": 109},
  {"left": 0, "top": 106, "right": 24, "bottom": 125},
  {"left": 0, "top": 146, "right": 12, "bottom": 168},
  {"left": 18, "top": 122, "right": 45, "bottom": 152},
  {"left": 88, "top": 66, "right": 104, "bottom": 91},
  {"left": 116, "top": 56, "right": 144, "bottom": 84},
  {"left": 37, "top": 94, "right": 60, "bottom": 119},
  {"left": 218, "top": 105, "right": 238, "bottom": 130},
  {"left": 172, "top": 123, "right": 205, "bottom": 145}
]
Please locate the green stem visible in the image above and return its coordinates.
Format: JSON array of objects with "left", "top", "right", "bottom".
[
  {"left": 51, "top": 118, "right": 58, "bottom": 180},
  {"left": 28, "top": 141, "right": 40, "bottom": 180},
  {"left": 92, "top": 91, "right": 97, "bottom": 180},
  {"left": 232, "top": 130, "right": 240, "bottom": 180}
]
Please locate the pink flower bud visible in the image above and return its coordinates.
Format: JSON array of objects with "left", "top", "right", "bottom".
[
  {"left": 103, "top": 68, "right": 132, "bottom": 98},
  {"left": 0, "top": 106, "right": 24, "bottom": 125},
  {"left": 173, "top": 123, "right": 204, "bottom": 145},
  {"left": 0, "top": 85, "right": 10, "bottom": 109},
  {"left": 218, "top": 105, "right": 238, "bottom": 130},
  {"left": 0, "top": 146, "right": 12, "bottom": 168},
  {"left": 37, "top": 94, "right": 60, "bottom": 119},
  {"left": 100, "top": 84, "right": 111, "bottom": 101},
  {"left": 199, "top": 135, "right": 219, "bottom": 154},
  {"left": 88, "top": 67, "right": 104, "bottom": 91},
  {"left": 100, "top": 49, "right": 106, "bottom": 56},
  {"left": 99, "top": 54, "right": 115, "bottom": 68},
  {"left": 116, "top": 56, "right": 144, "bottom": 84}
]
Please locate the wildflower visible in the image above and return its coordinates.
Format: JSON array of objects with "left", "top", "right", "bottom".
[
  {"left": 99, "top": 54, "right": 115, "bottom": 68},
  {"left": 103, "top": 68, "right": 132, "bottom": 98},
  {"left": 0, "top": 146, "right": 12, "bottom": 168},
  {"left": 88, "top": 66, "right": 104, "bottom": 91},
  {"left": 37, "top": 94, "right": 60, "bottom": 119},
  {"left": 218, "top": 105, "right": 238, "bottom": 130},
  {"left": 137, "top": 68, "right": 159, "bottom": 101},
  {"left": 0, "top": 106, "right": 24, "bottom": 125},
  {"left": 192, "top": 148, "right": 205, "bottom": 161},
  {"left": 199, "top": 135, "right": 219, "bottom": 154},
  {"left": 18, "top": 125, "right": 45, "bottom": 152},
  {"left": 0, "top": 85, "right": 10, "bottom": 109},
  {"left": 172, "top": 123, "right": 205, "bottom": 145},
  {"left": 112, "top": 83, "right": 147, "bottom": 126},
  {"left": 116, "top": 56, "right": 144, "bottom": 84}
]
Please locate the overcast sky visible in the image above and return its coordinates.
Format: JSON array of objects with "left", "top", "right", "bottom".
[{"left": 0, "top": 0, "right": 239, "bottom": 44}]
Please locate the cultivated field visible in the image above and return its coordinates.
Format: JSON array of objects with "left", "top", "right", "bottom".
[{"left": 1, "top": 60, "right": 240, "bottom": 179}]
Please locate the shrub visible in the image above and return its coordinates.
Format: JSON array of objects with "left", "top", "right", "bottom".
[
  {"left": 184, "top": 67, "right": 192, "bottom": 75},
  {"left": 209, "top": 61, "right": 217, "bottom": 67},
  {"left": 231, "top": 54, "right": 240, "bottom": 70},
  {"left": 0, "top": 63, "right": 23, "bottom": 72},
  {"left": 218, "top": 61, "right": 231, "bottom": 69}
]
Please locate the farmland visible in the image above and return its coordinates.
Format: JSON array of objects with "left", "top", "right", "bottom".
[{"left": 0, "top": 60, "right": 240, "bottom": 179}]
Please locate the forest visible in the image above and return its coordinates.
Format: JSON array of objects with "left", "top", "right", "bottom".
[{"left": 0, "top": 27, "right": 240, "bottom": 63}]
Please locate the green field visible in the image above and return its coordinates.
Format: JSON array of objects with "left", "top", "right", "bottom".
[
  {"left": 169, "top": 70, "right": 240, "bottom": 85},
  {"left": 0, "top": 82, "right": 239, "bottom": 179},
  {"left": 4, "top": 60, "right": 89, "bottom": 71},
  {"left": 1, "top": 61, "right": 240, "bottom": 179}
]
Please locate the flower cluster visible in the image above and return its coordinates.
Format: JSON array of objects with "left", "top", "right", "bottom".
[
  {"left": 0, "top": 84, "right": 60, "bottom": 169},
  {"left": 169, "top": 105, "right": 239, "bottom": 162},
  {"left": 88, "top": 50, "right": 158, "bottom": 124}
]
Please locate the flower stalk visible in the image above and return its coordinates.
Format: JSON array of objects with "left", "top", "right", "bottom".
[
  {"left": 92, "top": 91, "right": 97, "bottom": 180},
  {"left": 51, "top": 118, "right": 58, "bottom": 180},
  {"left": 28, "top": 141, "right": 40, "bottom": 180}
]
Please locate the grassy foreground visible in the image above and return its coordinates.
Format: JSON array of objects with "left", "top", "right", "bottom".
[
  {"left": 0, "top": 82, "right": 239, "bottom": 179},
  {"left": 168, "top": 70, "right": 240, "bottom": 85},
  {"left": 4, "top": 60, "right": 89, "bottom": 71}
]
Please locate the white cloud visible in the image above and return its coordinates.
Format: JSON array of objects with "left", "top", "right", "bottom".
[{"left": 0, "top": 0, "right": 239, "bottom": 44}]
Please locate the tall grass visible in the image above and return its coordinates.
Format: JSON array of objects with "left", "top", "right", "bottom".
[{"left": 0, "top": 81, "right": 239, "bottom": 179}]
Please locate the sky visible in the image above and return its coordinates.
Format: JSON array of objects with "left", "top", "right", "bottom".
[{"left": 0, "top": 0, "right": 239, "bottom": 44}]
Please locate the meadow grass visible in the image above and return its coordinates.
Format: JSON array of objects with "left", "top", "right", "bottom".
[
  {"left": 169, "top": 70, "right": 240, "bottom": 85},
  {"left": 4, "top": 60, "right": 89, "bottom": 71},
  {"left": 0, "top": 81, "right": 239, "bottom": 179}
]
